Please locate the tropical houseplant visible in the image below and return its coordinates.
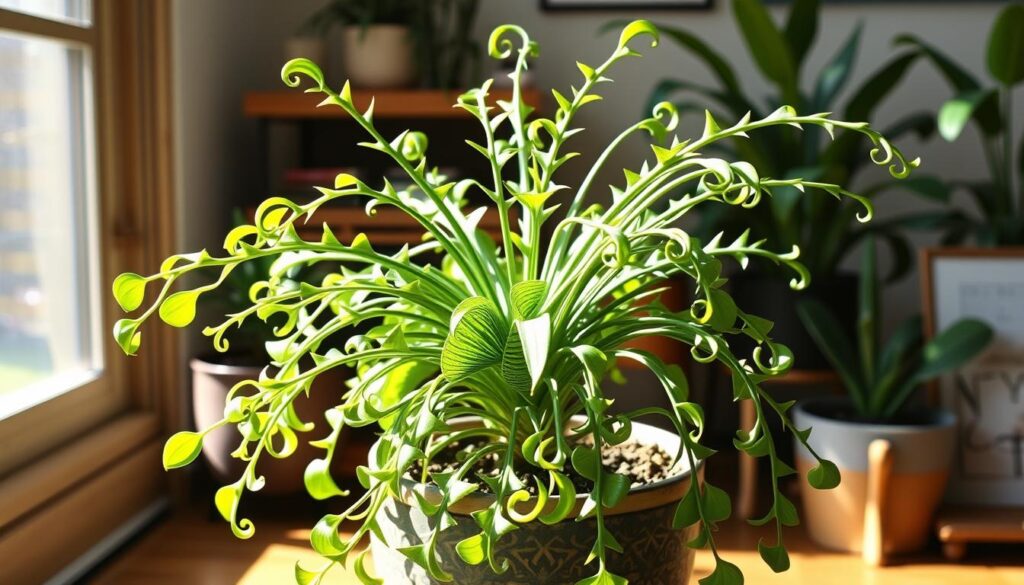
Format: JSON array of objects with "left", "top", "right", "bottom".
[
  {"left": 899, "top": 2, "right": 1024, "bottom": 245},
  {"left": 112, "top": 22, "right": 919, "bottom": 585},
  {"left": 795, "top": 239, "right": 992, "bottom": 561},
  {"left": 302, "top": 0, "right": 418, "bottom": 88},
  {"left": 618, "top": 0, "right": 959, "bottom": 367},
  {"left": 302, "top": 0, "right": 482, "bottom": 90}
]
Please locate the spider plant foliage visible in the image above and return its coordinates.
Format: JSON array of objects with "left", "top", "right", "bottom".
[{"left": 112, "top": 21, "right": 917, "bottom": 585}]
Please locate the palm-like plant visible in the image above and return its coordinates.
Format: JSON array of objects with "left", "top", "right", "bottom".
[
  {"left": 626, "top": 0, "right": 955, "bottom": 280},
  {"left": 901, "top": 3, "right": 1024, "bottom": 244},
  {"left": 112, "top": 22, "right": 917, "bottom": 585},
  {"left": 797, "top": 239, "right": 993, "bottom": 421}
]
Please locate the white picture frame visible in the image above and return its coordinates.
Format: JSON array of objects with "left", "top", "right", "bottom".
[{"left": 922, "top": 248, "right": 1024, "bottom": 506}]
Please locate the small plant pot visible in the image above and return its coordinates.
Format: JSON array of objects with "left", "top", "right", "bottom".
[
  {"left": 342, "top": 24, "right": 416, "bottom": 89},
  {"left": 191, "top": 355, "right": 347, "bottom": 495},
  {"left": 793, "top": 397, "right": 955, "bottom": 556},
  {"left": 370, "top": 418, "right": 701, "bottom": 584}
]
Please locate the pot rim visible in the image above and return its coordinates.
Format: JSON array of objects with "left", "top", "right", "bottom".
[
  {"left": 344, "top": 23, "right": 411, "bottom": 33},
  {"left": 387, "top": 416, "right": 702, "bottom": 518},
  {"left": 190, "top": 355, "right": 263, "bottom": 377},
  {"left": 794, "top": 395, "right": 956, "bottom": 434}
]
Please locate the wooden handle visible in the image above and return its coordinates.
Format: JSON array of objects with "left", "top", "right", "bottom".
[{"left": 863, "top": 438, "right": 894, "bottom": 566}]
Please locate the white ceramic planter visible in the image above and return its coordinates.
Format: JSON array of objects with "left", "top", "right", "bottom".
[
  {"left": 793, "top": 397, "right": 956, "bottom": 557},
  {"left": 342, "top": 24, "right": 416, "bottom": 89}
]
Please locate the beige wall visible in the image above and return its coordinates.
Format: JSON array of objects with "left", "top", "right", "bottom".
[{"left": 170, "top": 2, "right": 1019, "bottom": 406}]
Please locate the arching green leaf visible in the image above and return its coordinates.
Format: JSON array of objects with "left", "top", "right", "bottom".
[
  {"left": 938, "top": 89, "right": 998, "bottom": 142},
  {"left": 988, "top": 4, "right": 1024, "bottom": 86},
  {"left": 441, "top": 297, "right": 505, "bottom": 381},
  {"left": 733, "top": 0, "right": 797, "bottom": 102},
  {"left": 510, "top": 280, "right": 548, "bottom": 320}
]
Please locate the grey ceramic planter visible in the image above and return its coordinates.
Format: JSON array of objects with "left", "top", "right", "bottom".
[{"left": 370, "top": 420, "right": 701, "bottom": 584}]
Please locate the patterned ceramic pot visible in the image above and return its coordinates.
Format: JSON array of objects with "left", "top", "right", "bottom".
[
  {"left": 370, "top": 419, "right": 701, "bottom": 584},
  {"left": 794, "top": 397, "right": 956, "bottom": 555}
]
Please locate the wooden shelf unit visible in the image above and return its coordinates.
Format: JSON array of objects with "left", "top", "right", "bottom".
[{"left": 244, "top": 88, "right": 544, "bottom": 120}]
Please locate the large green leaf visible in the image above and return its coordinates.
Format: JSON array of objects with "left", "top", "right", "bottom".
[
  {"left": 938, "top": 89, "right": 998, "bottom": 142},
  {"left": 796, "top": 299, "right": 867, "bottom": 411},
  {"left": 500, "top": 313, "right": 550, "bottom": 393},
  {"left": 518, "top": 314, "right": 550, "bottom": 392},
  {"left": 813, "top": 24, "right": 861, "bottom": 112},
  {"left": 784, "top": 0, "right": 819, "bottom": 72},
  {"left": 917, "top": 318, "right": 993, "bottom": 380},
  {"left": 440, "top": 297, "right": 506, "bottom": 381},
  {"left": 644, "top": 23, "right": 746, "bottom": 97},
  {"left": 845, "top": 51, "right": 919, "bottom": 121},
  {"left": 881, "top": 318, "right": 993, "bottom": 418},
  {"left": 988, "top": 4, "right": 1024, "bottom": 86},
  {"left": 874, "top": 315, "right": 923, "bottom": 401},
  {"left": 895, "top": 34, "right": 980, "bottom": 91},
  {"left": 733, "top": 0, "right": 798, "bottom": 103},
  {"left": 894, "top": 34, "right": 1002, "bottom": 136},
  {"left": 510, "top": 280, "right": 548, "bottom": 320}
]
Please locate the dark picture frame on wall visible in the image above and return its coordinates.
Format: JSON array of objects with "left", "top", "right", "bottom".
[{"left": 542, "top": 0, "right": 711, "bottom": 10}]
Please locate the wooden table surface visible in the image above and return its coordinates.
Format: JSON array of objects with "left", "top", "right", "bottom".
[{"left": 89, "top": 507, "right": 1024, "bottom": 585}]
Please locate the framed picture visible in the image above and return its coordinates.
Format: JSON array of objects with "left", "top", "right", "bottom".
[
  {"left": 921, "top": 247, "right": 1024, "bottom": 506},
  {"left": 542, "top": 0, "right": 711, "bottom": 10}
]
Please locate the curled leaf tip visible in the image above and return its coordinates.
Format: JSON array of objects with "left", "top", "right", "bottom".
[
  {"left": 488, "top": 24, "right": 531, "bottom": 60},
  {"left": 618, "top": 20, "right": 659, "bottom": 50},
  {"left": 281, "top": 58, "right": 325, "bottom": 91}
]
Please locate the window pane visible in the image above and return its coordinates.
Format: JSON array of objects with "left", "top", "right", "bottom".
[
  {"left": 0, "top": 31, "right": 100, "bottom": 419},
  {"left": 0, "top": 0, "right": 91, "bottom": 26}
]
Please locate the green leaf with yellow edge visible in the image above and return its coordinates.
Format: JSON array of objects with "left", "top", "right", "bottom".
[
  {"left": 113, "top": 318, "right": 142, "bottom": 355},
  {"left": 158, "top": 290, "right": 201, "bottom": 327},
  {"left": 162, "top": 430, "right": 204, "bottom": 470},
  {"left": 112, "top": 272, "right": 147, "bottom": 312}
]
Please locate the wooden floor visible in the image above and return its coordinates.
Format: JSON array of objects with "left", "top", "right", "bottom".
[{"left": 89, "top": 506, "right": 1024, "bottom": 585}]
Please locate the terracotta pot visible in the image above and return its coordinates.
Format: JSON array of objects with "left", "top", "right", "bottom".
[
  {"left": 794, "top": 397, "right": 956, "bottom": 555},
  {"left": 370, "top": 418, "right": 701, "bottom": 584},
  {"left": 191, "top": 356, "right": 347, "bottom": 495},
  {"left": 342, "top": 25, "right": 416, "bottom": 88}
]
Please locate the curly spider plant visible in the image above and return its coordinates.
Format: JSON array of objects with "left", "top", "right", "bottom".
[{"left": 112, "top": 21, "right": 918, "bottom": 585}]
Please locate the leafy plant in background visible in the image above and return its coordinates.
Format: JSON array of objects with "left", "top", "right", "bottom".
[
  {"left": 413, "top": 0, "right": 482, "bottom": 90},
  {"left": 797, "top": 238, "right": 992, "bottom": 421},
  {"left": 620, "top": 0, "right": 958, "bottom": 280},
  {"left": 113, "top": 21, "right": 918, "bottom": 585},
  {"left": 301, "top": 0, "right": 413, "bottom": 35},
  {"left": 901, "top": 3, "right": 1024, "bottom": 244},
  {"left": 301, "top": 0, "right": 482, "bottom": 89}
]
